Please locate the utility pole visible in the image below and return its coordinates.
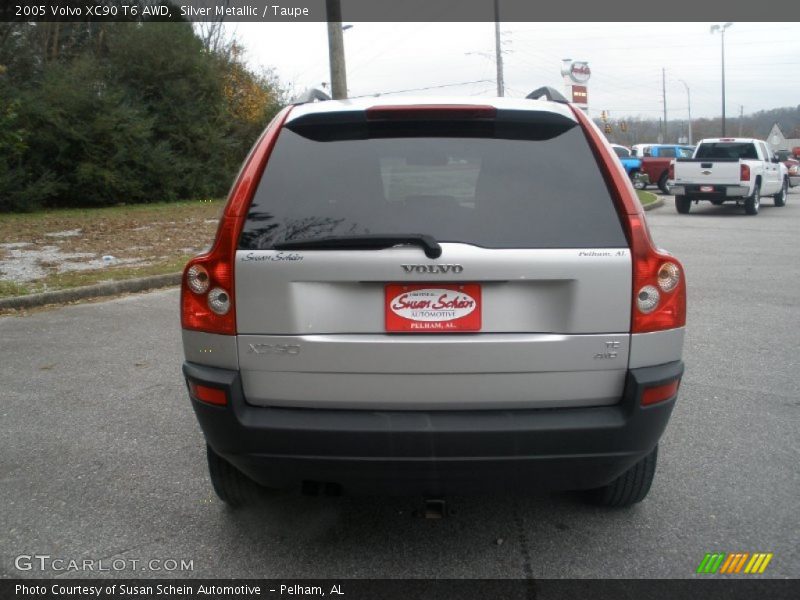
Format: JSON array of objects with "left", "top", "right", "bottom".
[
  {"left": 662, "top": 68, "right": 667, "bottom": 142},
  {"left": 326, "top": 0, "right": 348, "bottom": 99},
  {"left": 494, "top": 0, "right": 504, "bottom": 97}
]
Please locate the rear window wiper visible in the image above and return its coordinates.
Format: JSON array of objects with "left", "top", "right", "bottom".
[{"left": 272, "top": 233, "right": 442, "bottom": 259}]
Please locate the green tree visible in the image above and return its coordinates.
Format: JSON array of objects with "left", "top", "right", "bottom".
[{"left": 0, "top": 19, "right": 286, "bottom": 212}]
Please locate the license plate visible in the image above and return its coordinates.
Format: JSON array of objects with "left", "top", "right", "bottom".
[
  {"left": 700, "top": 185, "right": 714, "bottom": 192},
  {"left": 385, "top": 284, "right": 482, "bottom": 332}
]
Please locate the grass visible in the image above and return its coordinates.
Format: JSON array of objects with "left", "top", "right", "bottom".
[
  {"left": 636, "top": 190, "right": 660, "bottom": 206},
  {"left": 0, "top": 280, "right": 32, "bottom": 297},
  {"left": 0, "top": 200, "right": 224, "bottom": 299}
]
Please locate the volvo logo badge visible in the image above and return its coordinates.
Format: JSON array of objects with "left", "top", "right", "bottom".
[{"left": 402, "top": 264, "right": 464, "bottom": 274}]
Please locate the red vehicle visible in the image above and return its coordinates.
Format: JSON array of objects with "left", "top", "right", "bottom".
[
  {"left": 636, "top": 145, "right": 695, "bottom": 193},
  {"left": 775, "top": 149, "right": 799, "bottom": 188}
]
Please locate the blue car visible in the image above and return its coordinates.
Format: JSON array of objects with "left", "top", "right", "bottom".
[{"left": 611, "top": 144, "right": 642, "bottom": 184}]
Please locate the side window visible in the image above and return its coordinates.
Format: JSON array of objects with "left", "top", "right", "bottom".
[
  {"left": 677, "top": 147, "right": 693, "bottom": 158},
  {"left": 660, "top": 148, "right": 676, "bottom": 158}
]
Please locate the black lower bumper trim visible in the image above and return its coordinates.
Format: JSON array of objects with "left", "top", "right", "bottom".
[{"left": 183, "top": 361, "right": 683, "bottom": 494}]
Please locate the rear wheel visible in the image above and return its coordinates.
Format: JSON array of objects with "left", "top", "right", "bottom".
[
  {"left": 206, "top": 444, "right": 261, "bottom": 507},
  {"left": 585, "top": 445, "right": 658, "bottom": 507},
  {"left": 745, "top": 184, "right": 760, "bottom": 215},
  {"left": 658, "top": 172, "right": 670, "bottom": 194},
  {"left": 773, "top": 178, "right": 788, "bottom": 207},
  {"left": 631, "top": 171, "right": 646, "bottom": 190},
  {"left": 675, "top": 195, "right": 691, "bottom": 214}
]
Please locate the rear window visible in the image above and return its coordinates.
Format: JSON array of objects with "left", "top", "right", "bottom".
[
  {"left": 612, "top": 146, "right": 630, "bottom": 158},
  {"left": 695, "top": 143, "right": 758, "bottom": 160},
  {"left": 239, "top": 112, "right": 627, "bottom": 250}
]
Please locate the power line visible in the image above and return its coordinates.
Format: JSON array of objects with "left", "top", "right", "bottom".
[{"left": 350, "top": 79, "right": 495, "bottom": 98}]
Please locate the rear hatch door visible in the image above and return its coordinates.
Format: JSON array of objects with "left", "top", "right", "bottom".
[{"left": 235, "top": 104, "right": 632, "bottom": 410}]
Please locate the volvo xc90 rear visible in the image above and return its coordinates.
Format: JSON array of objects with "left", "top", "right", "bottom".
[{"left": 181, "top": 94, "right": 686, "bottom": 507}]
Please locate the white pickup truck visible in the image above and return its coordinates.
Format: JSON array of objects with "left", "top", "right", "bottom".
[{"left": 669, "top": 138, "right": 789, "bottom": 215}]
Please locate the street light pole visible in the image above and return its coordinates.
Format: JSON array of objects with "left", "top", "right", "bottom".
[
  {"left": 710, "top": 22, "right": 732, "bottom": 136},
  {"left": 679, "top": 79, "right": 692, "bottom": 144}
]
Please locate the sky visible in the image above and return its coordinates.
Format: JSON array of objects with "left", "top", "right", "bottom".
[{"left": 229, "top": 21, "right": 800, "bottom": 122}]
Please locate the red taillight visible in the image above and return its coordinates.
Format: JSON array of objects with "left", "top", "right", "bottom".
[
  {"left": 627, "top": 215, "right": 687, "bottom": 333},
  {"left": 188, "top": 381, "right": 228, "bottom": 406},
  {"left": 668, "top": 161, "right": 675, "bottom": 180},
  {"left": 570, "top": 105, "right": 686, "bottom": 334},
  {"left": 641, "top": 379, "right": 680, "bottom": 406},
  {"left": 366, "top": 104, "right": 496, "bottom": 121},
  {"left": 740, "top": 163, "right": 750, "bottom": 181},
  {"left": 181, "top": 105, "right": 292, "bottom": 335}
]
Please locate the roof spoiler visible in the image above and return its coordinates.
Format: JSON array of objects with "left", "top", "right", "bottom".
[
  {"left": 292, "top": 88, "right": 332, "bottom": 105},
  {"left": 526, "top": 86, "right": 569, "bottom": 104}
]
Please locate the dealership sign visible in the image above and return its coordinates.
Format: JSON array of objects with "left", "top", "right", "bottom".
[
  {"left": 571, "top": 85, "right": 588, "bottom": 104},
  {"left": 561, "top": 59, "right": 590, "bottom": 110},
  {"left": 562, "top": 60, "right": 591, "bottom": 84}
]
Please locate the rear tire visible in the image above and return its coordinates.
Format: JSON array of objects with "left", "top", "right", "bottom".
[
  {"left": 745, "top": 184, "right": 760, "bottom": 215},
  {"left": 586, "top": 445, "right": 658, "bottom": 507},
  {"left": 206, "top": 444, "right": 261, "bottom": 507},
  {"left": 774, "top": 178, "right": 788, "bottom": 207},
  {"left": 658, "top": 172, "right": 670, "bottom": 194},
  {"left": 675, "top": 195, "right": 691, "bottom": 214}
]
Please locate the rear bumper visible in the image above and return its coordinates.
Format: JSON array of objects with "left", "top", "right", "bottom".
[
  {"left": 183, "top": 360, "right": 683, "bottom": 494},
  {"left": 669, "top": 184, "right": 750, "bottom": 198}
]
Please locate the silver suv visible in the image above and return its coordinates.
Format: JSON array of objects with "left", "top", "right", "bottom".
[{"left": 181, "top": 93, "right": 686, "bottom": 507}]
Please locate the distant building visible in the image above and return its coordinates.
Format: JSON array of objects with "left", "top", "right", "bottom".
[{"left": 766, "top": 123, "right": 800, "bottom": 152}]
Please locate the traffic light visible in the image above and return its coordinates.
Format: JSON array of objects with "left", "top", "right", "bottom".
[
  {"left": 604, "top": 124, "right": 612, "bottom": 134},
  {"left": 601, "top": 110, "right": 608, "bottom": 122},
  {"left": 620, "top": 121, "right": 628, "bottom": 132}
]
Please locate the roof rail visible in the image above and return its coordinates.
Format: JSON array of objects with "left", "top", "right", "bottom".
[
  {"left": 292, "top": 88, "right": 332, "bottom": 105},
  {"left": 526, "top": 86, "right": 569, "bottom": 104}
]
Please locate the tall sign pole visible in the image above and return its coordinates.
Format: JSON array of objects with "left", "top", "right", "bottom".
[
  {"left": 326, "top": 0, "right": 348, "bottom": 99},
  {"left": 561, "top": 59, "right": 591, "bottom": 113}
]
